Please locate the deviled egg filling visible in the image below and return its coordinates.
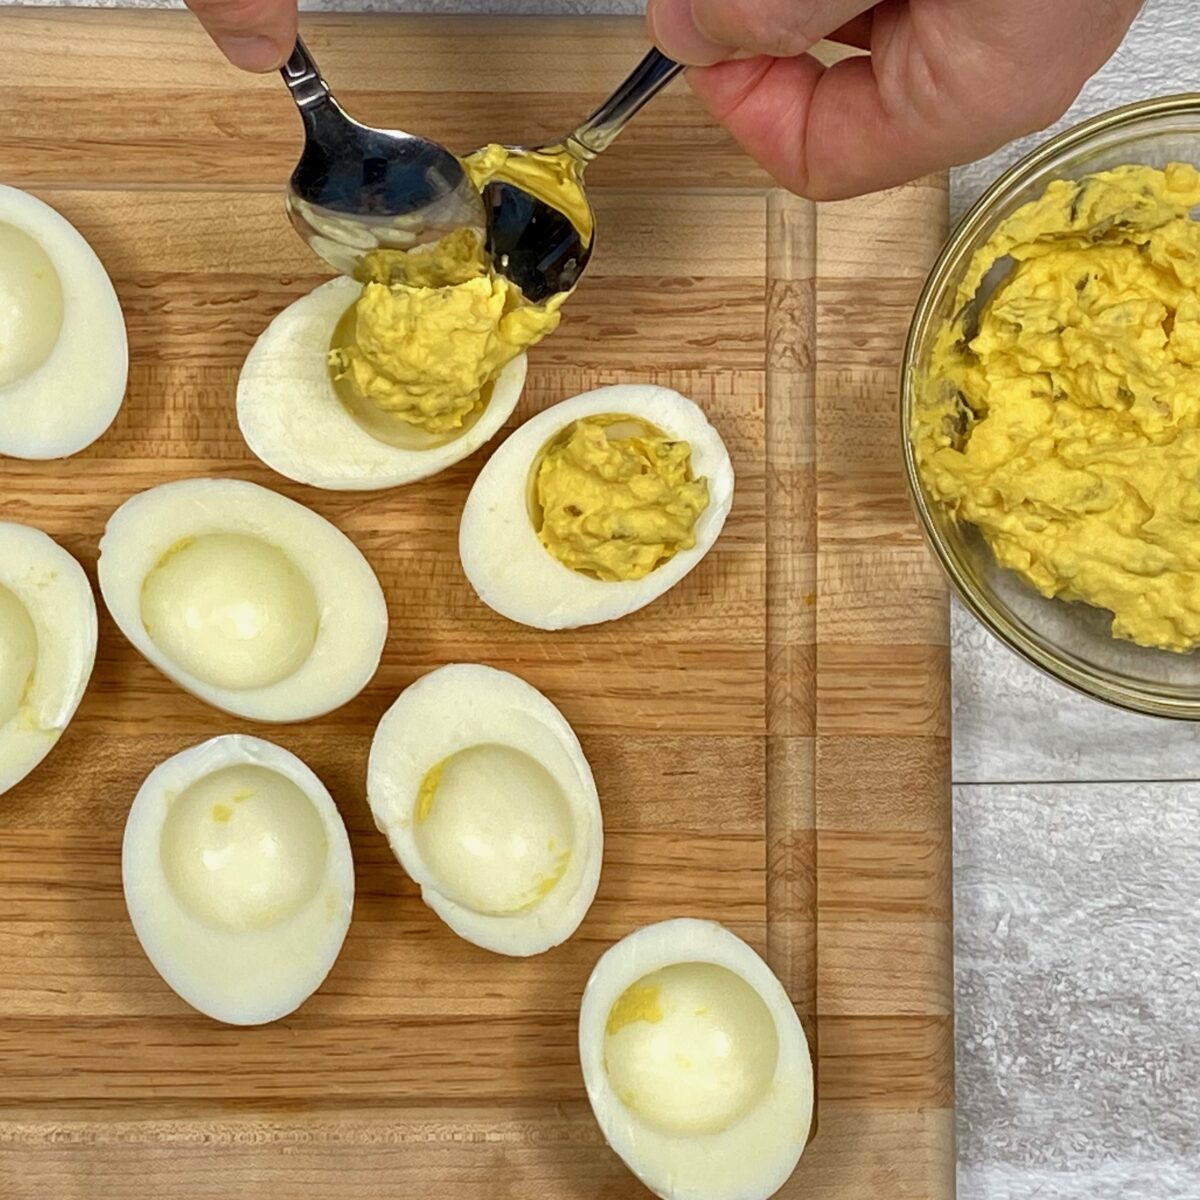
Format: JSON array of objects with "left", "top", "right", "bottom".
[
  {"left": 466, "top": 144, "right": 593, "bottom": 245},
  {"left": 0, "top": 584, "right": 37, "bottom": 727},
  {"left": 603, "top": 962, "right": 779, "bottom": 1136},
  {"left": 0, "top": 221, "right": 65, "bottom": 389},
  {"left": 140, "top": 532, "right": 320, "bottom": 691},
  {"left": 238, "top": 255, "right": 533, "bottom": 488},
  {"left": 413, "top": 743, "right": 575, "bottom": 917},
  {"left": 531, "top": 414, "right": 710, "bottom": 581},
  {"left": 460, "top": 385, "right": 735, "bottom": 629},
  {"left": 159, "top": 763, "right": 328, "bottom": 932},
  {"left": 328, "top": 230, "right": 561, "bottom": 445}
]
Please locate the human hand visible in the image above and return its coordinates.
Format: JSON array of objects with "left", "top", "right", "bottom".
[
  {"left": 646, "top": 0, "right": 1144, "bottom": 199},
  {"left": 185, "top": 0, "right": 296, "bottom": 73}
]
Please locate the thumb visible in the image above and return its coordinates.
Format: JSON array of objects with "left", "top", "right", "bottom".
[{"left": 185, "top": 0, "right": 297, "bottom": 72}]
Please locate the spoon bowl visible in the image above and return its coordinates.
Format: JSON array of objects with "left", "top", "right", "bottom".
[
  {"left": 281, "top": 40, "right": 484, "bottom": 277},
  {"left": 281, "top": 38, "right": 681, "bottom": 297},
  {"left": 476, "top": 151, "right": 594, "bottom": 304}
]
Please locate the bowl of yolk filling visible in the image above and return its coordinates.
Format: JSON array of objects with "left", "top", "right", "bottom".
[{"left": 904, "top": 95, "right": 1200, "bottom": 719}]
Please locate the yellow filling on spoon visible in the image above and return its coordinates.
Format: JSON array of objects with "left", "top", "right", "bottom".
[{"left": 327, "top": 145, "right": 594, "bottom": 443}]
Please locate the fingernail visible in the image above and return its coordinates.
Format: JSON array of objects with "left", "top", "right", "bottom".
[
  {"left": 649, "top": 0, "right": 729, "bottom": 67},
  {"left": 218, "top": 35, "right": 286, "bottom": 72}
]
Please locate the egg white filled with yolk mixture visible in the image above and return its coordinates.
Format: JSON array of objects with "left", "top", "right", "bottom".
[
  {"left": 236, "top": 276, "right": 528, "bottom": 490},
  {"left": 0, "top": 186, "right": 127, "bottom": 460},
  {"left": 98, "top": 478, "right": 387, "bottom": 722},
  {"left": 366, "top": 663, "right": 602, "bottom": 956},
  {"left": 579, "top": 918, "right": 813, "bottom": 1200},
  {"left": 459, "top": 385, "right": 734, "bottom": 630},
  {"left": 0, "top": 522, "right": 97, "bottom": 797},
  {"left": 122, "top": 734, "right": 354, "bottom": 1025}
]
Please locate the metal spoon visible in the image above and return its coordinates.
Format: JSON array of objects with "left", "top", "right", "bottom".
[
  {"left": 280, "top": 38, "right": 486, "bottom": 278},
  {"left": 280, "top": 38, "right": 681, "bottom": 299},
  {"left": 478, "top": 49, "right": 682, "bottom": 302}
]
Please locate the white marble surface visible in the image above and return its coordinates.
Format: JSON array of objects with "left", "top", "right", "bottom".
[{"left": 15, "top": 0, "right": 1200, "bottom": 1195}]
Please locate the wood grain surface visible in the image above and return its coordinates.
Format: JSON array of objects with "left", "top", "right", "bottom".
[{"left": 0, "top": 10, "right": 952, "bottom": 1198}]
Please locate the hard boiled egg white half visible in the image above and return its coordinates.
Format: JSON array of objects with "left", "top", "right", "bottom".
[
  {"left": 459, "top": 385, "right": 734, "bottom": 630},
  {"left": 367, "top": 663, "right": 602, "bottom": 956},
  {"left": 0, "top": 186, "right": 127, "bottom": 459},
  {"left": 0, "top": 522, "right": 97, "bottom": 796},
  {"left": 123, "top": 734, "right": 354, "bottom": 1025},
  {"left": 237, "top": 277, "right": 527, "bottom": 490},
  {"left": 98, "top": 478, "right": 387, "bottom": 722},
  {"left": 580, "top": 918, "right": 814, "bottom": 1200}
]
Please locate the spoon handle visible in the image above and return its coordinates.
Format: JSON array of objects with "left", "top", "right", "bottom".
[
  {"left": 568, "top": 48, "right": 683, "bottom": 159},
  {"left": 280, "top": 37, "right": 333, "bottom": 111}
]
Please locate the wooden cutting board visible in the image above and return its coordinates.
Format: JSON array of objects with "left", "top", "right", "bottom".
[{"left": 0, "top": 11, "right": 953, "bottom": 1198}]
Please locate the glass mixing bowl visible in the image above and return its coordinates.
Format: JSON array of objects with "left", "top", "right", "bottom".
[{"left": 902, "top": 94, "right": 1200, "bottom": 719}]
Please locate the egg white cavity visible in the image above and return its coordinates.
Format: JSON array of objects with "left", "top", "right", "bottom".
[
  {"left": 0, "top": 522, "right": 97, "bottom": 798},
  {"left": 0, "top": 584, "right": 38, "bottom": 727},
  {"left": 604, "top": 962, "right": 779, "bottom": 1136},
  {"left": 459, "top": 385, "right": 735, "bottom": 630},
  {"left": 579, "top": 919, "right": 813, "bottom": 1200},
  {"left": 141, "top": 532, "right": 319, "bottom": 691},
  {"left": 0, "top": 187, "right": 127, "bottom": 460},
  {"left": 160, "top": 764, "right": 328, "bottom": 931},
  {"left": 123, "top": 735, "right": 354, "bottom": 1026},
  {"left": 237, "top": 277, "right": 528, "bottom": 491},
  {"left": 0, "top": 222, "right": 64, "bottom": 388},
  {"left": 367, "top": 663, "right": 602, "bottom": 955},
  {"left": 414, "top": 743, "right": 575, "bottom": 917},
  {"left": 99, "top": 478, "right": 387, "bottom": 722}
]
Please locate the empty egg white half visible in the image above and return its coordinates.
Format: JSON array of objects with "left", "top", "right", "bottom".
[
  {"left": 0, "top": 186, "right": 127, "bottom": 460},
  {"left": 580, "top": 918, "right": 814, "bottom": 1200},
  {"left": 122, "top": 734, "right": 354, "bottom": 1025},
  {"left": 98, "top": 478, "right": 387, "bottom": 722},
  {"left": 236, "top": 276, "right": 528, "bottom": 490},
  {"left": 0, "top": 522, "right": 97, "bottom": 796},
  {"left": 366, "top": 663, "right": 602, "bottom": 956},
  {"left": 459, "top": 385, "right": 734, "bottom": 630}
]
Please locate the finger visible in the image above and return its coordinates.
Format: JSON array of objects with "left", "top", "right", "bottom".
[
  {"left": 686, "top": 0, "right": 1139, "bottom": 199},
  {"left": 185, "top": 0, "right": 297, "bottom": 71},
  {"left": 651, "top": 0, "right": 875, "bottom": 64},
  {"left": 646, "top": 0, "right": 728, "bottom": 66},
  {"left": 687, "top": 53, "right": 996, "bottom": 199}
]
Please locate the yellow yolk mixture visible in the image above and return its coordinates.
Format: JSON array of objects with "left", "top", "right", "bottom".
[
  {"left": 327, "top": 143, "right": 593, "bottom": 440},
  {"left": 329, "top": 227, "right": 562, "bottom": 436},
  {"left": 914, "top": 162, "right": 1200, "bottom": 652},
  {"left": 466, "top": 143, "right": 594, "bottom": 245},
  {"left": 534, "top": 416, "right": 710, "bottom": 582}
]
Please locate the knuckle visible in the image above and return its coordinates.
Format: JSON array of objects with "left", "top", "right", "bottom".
[
  {"left": 696, "top": 0, "right": 819, "bottom": 57},
  {"left": 185, "top": 0, "right": 266, "bottom": 33}
]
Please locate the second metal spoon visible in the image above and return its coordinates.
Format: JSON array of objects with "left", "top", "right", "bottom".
[{"left": 480, "top": 49, "right": 682, "bottom": 302}]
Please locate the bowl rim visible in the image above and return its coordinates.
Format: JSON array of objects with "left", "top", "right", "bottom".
[{"left": 901, "top": 92, "right": 1200, "bottom": 721}]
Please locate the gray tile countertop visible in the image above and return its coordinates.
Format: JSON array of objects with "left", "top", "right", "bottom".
[{"left": 19, "top": 0, "right": 1200, "bottom": 1194}]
